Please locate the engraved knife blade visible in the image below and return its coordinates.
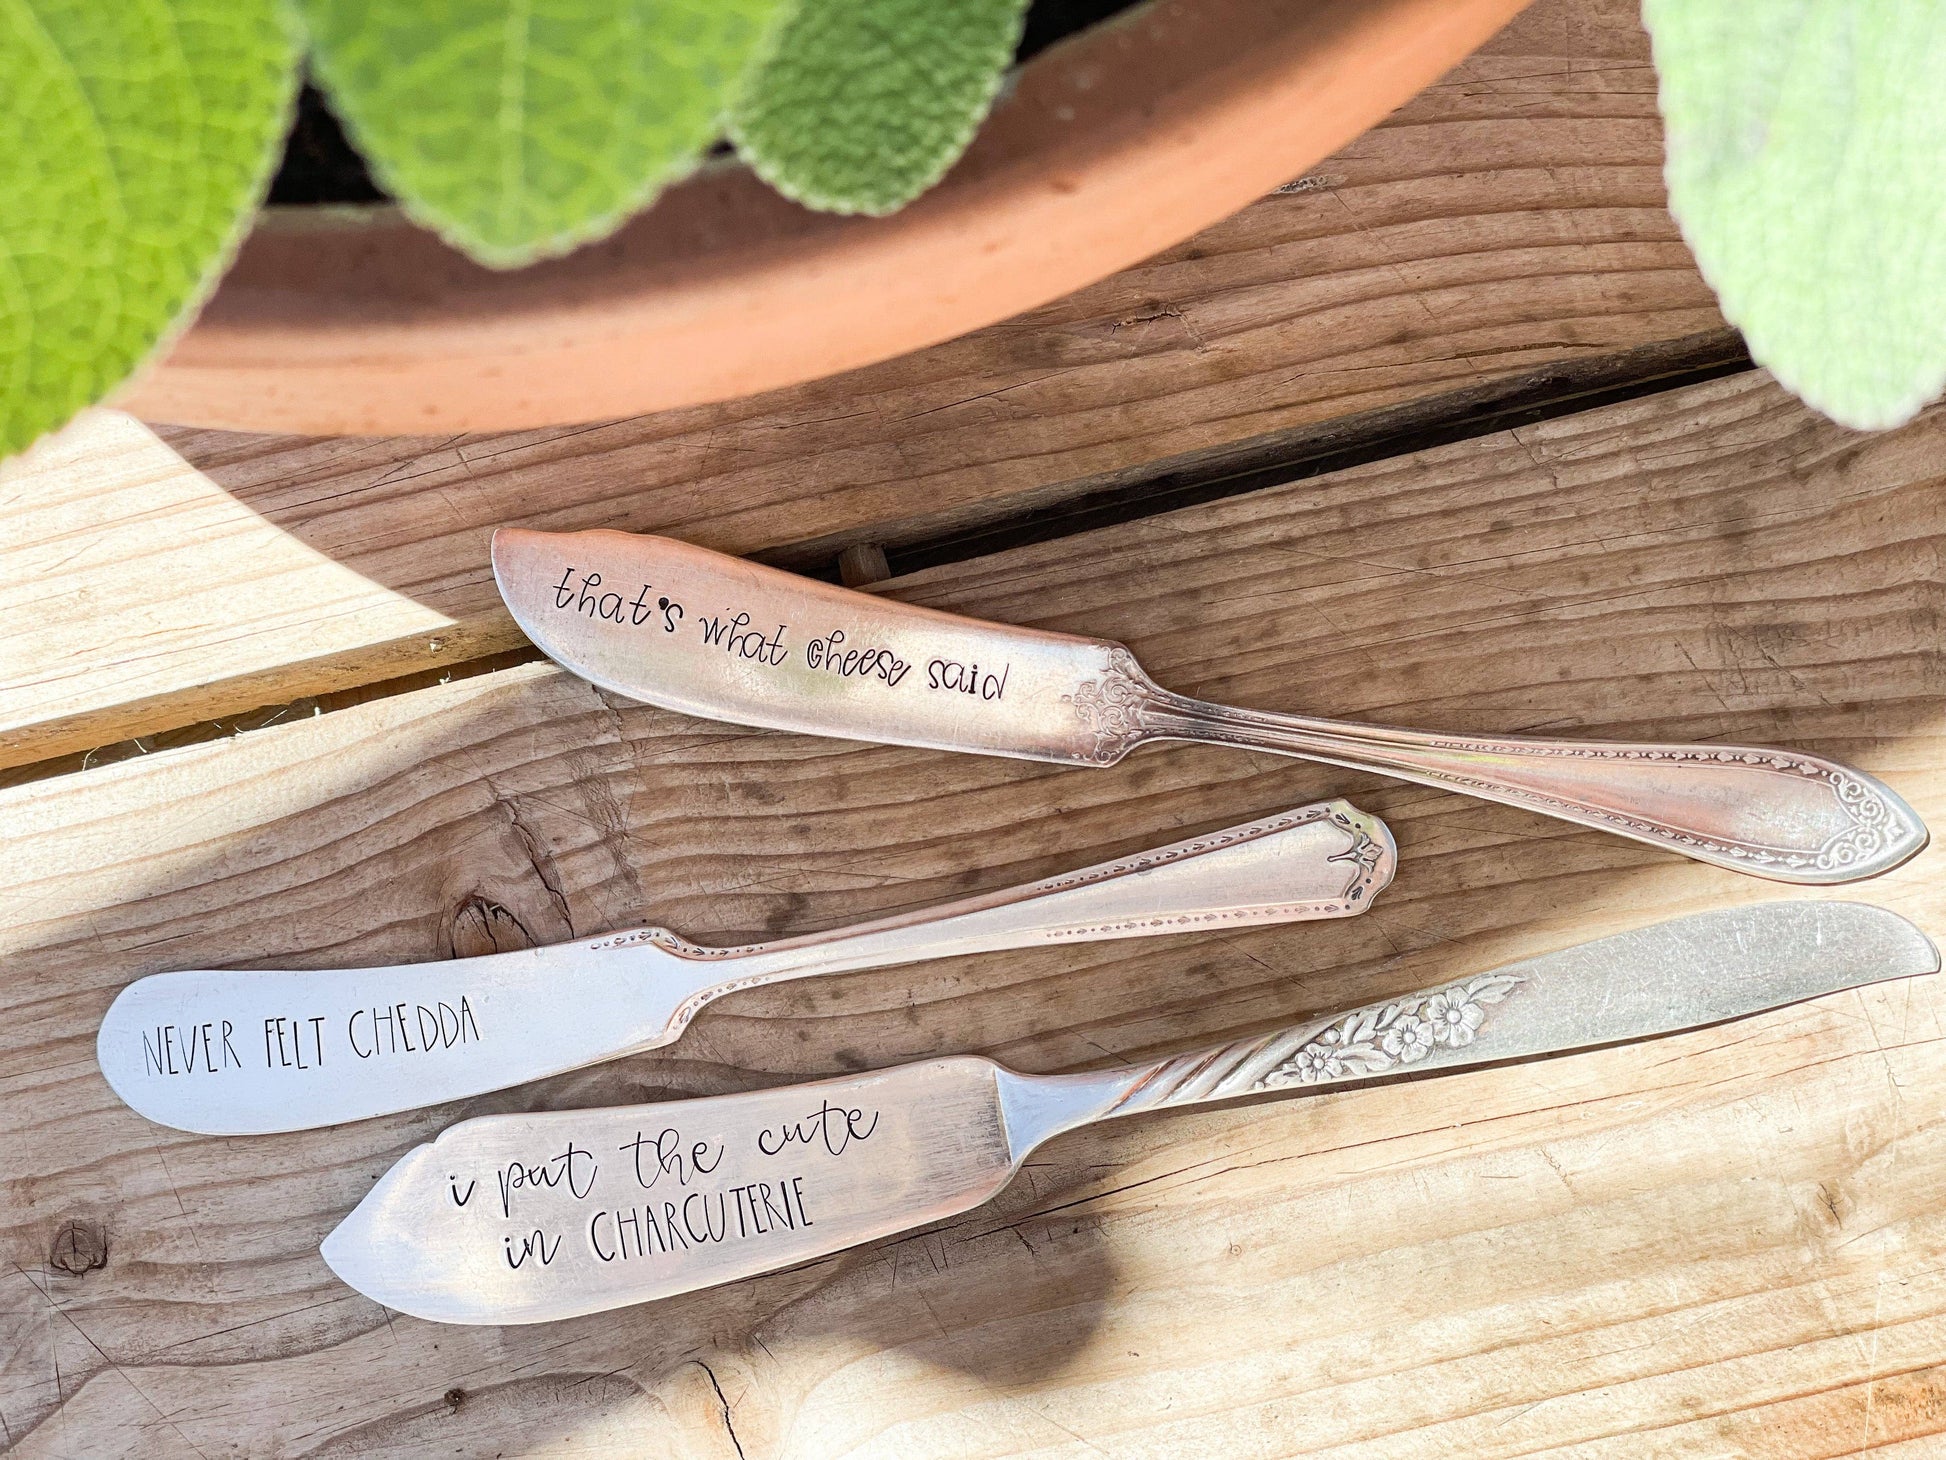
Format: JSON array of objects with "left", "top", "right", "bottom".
[{"left": 321, "top": 900, "right": 1935, "bottom": 1324}]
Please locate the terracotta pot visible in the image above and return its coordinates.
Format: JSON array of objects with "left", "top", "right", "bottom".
[{"left": 123, "top": 0, "right": 1532, "bottom": 436}]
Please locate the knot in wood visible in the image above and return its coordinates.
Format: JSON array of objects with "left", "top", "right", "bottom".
[
  {"left": 448, "top": 894, "right": 536, "bottom": 958},
  {"left": 50, "top": 1219, "right": 107, "bottom": 1275}
]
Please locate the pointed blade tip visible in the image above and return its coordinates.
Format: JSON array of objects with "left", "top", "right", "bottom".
[
  {"left": 319, "top": 1140, "right": 461, "bottom": 1323},
  {"left": 317, "top": 1209, "right": 361, "bottom": 1288}
]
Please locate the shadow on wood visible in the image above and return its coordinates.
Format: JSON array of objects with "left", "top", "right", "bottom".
[{"left": 0, "top": 0, "right": 1725, "bottom": 772}]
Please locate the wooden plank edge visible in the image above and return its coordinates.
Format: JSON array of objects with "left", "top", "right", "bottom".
[{"left": 0, "top": 332, "right": 1748, "bottom": 778}]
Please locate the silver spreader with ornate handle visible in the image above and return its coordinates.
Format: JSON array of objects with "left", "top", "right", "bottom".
[
  {"left": 98, "top": 800, "right": 1392, "bottom": 1135},
  {"left": 321, "top": 900, "right": 1936, "bottom": 1324},
  {"left": 493, "top": 528, "right": 1926, "bottom": 883}
]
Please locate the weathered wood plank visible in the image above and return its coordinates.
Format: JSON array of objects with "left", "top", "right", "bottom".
[
  {"left": 3, "top": 370, "right": 1942, "bottom": 1456},
  {"left": 0, "top": 0, "right": 1727, "bottom": 771}
]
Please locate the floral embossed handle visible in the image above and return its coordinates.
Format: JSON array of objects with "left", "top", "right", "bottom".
[{"left": 1099, "top": 969, "right": 1530, "bottom": 1119}]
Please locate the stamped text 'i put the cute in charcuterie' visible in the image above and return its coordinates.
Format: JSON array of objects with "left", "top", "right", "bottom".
[{"left": 474, "top": 1097, "right": 882, "bottom": 1279}]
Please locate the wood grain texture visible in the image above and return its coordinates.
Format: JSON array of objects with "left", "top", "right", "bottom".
[
  {"left": 0, "top": 0, "right": 1726, "bottom": 771},
  {"left": 3, "top": 370, "right": 1943, "bottom": 1457}
]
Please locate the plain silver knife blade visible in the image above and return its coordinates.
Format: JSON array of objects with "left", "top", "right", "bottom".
[
  {"left": 99, "top": 801, "right": 1393, "bottom": 1134},
  {"left": 321, "top": 900, "right": 1936, "bottom": 1324}
]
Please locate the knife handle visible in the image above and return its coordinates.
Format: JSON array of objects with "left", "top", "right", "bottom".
[
  {"left": 1092, "top": 968, "right": 1531, "bottom": 1123},
  {"left": 1131, "top": 690, "right": 1925, "bottom": 885},
  {"left": 988, "top": 968, "right": 1518, "bottom": 1150},
  {"left": 667, "top": 800, "right": 1394, "bottom": 1022}
]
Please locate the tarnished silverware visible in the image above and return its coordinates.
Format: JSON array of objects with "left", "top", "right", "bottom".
[
  {"left": 493, "top": 528, "right": 1926, "bottom": 884},
  {"left": 320, "top": 900, "right": 1937, "bottom": 1324},
  {"left": 98, "top": 801, "right": 1393, "bottom": 1135}
]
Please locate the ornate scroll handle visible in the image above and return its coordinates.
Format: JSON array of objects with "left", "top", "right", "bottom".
[
  {"left": 1063, "top": 649, "right": 1925, "bottom": 885},
  {"left": 628, "top": 799, "right": 1395, "bottom": 1049}
]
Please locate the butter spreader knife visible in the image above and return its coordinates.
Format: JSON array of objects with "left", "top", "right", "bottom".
[
  {"left": 321, "top": 900, "right": 1937, "bottom": 1325},
  {"left": 492, "top": 528, "right": 1925, "bottom": 883},
  {"left": 99, "top": 800, "right": 1393, "bottom": 1135}
]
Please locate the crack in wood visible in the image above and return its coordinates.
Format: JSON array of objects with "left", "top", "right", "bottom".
[{"left": 695, "top": 1361, "right": 748, "bottom": 1460}]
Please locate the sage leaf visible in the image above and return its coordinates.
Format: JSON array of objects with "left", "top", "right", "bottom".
[
  {"left": 729, "top": 0, "right": 1030, "bottom": 216},
  {"left": 0, "top": 0, "right": 297, "bottom": 457},
  {"left": 1645, "top": 0, "right": 1946, "bottom": 429},
  {"left": 299, "top": 0, "right": 790, "bottom": 268}
]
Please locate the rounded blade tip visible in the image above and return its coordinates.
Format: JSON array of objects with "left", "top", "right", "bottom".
[
  {"left": 489, "top": 527, "right": 548, "bottom": 610},
  {"left": 94, "top": 986, "right": 139, "bottom": 1102},
  {"left": 488, "top": 524, "right": 542, "bottom": 564},
  {"left": 1815, "top": 900, "right": 1940, "bottom": 978},
  {"left": 94, "top": 980, "right": 252, "bottom": 1136},
  {"left": 490, "top": 527, "right": 608, "bottom": 677}
]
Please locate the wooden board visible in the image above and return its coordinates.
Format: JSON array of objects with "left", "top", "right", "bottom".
[
  {"left": 0, "top": 0, "right": 1728, "bottom": 772},
  {"left": 5, "top": 370, "right": 1944, "bottom": 1457}
]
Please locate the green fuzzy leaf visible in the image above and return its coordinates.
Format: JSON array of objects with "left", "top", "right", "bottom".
[
  {"left": 729, "top": 0, "right": 1029, "bottom": 216},
  {"left": 1645, "top": 0, "right": 1946, "bottom": 429},
  {"left": 300, "top": 0, "right": 789, "bottom": 268},
  {"left": 0, "top": 0, "right": 297, "bottom": 458}
]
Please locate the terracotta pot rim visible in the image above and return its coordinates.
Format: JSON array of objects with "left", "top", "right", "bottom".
[{"left": 122, "top": 0, "right": 1533, "bottom": 436}]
